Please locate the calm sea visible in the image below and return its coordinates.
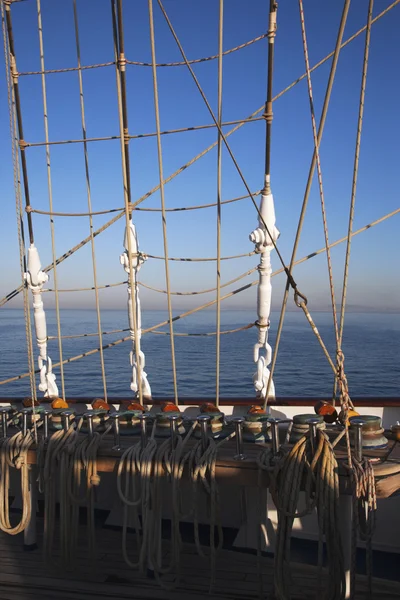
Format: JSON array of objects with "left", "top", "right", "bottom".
[{"left": 0, "top": 309, "right": 399, "bottom": 399}]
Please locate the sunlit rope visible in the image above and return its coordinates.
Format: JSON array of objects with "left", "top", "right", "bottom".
[
  {"left": 299, "top": 0, "right": 340, "bottom": 348},
  {"left": 265, "top": 0, "right": 351, "bottom": 402},
  {"left": 25, "top": 191, "right": 260, "bottom": 217},
  {"left": 48, "top": 323, "right": 255, "bottom": 341},
  {"left": 1, "top": 1, "right": 397, "bottom": 310},
  {"left": 73, "top": 0, "right": 108, "bottom": 401},
  {"left": 148, "top": 0, "right": 178, "bottom": 402},
  {"left": 36, "top": 0, "right": 66, "bottom": 400},
  {"left": 18, "top": 31, "right": 267, "bottom": 76},
  {"left": 24, "top": 117, "right": 264, "bottom": 148},
  {"left": 339, "top": 0, "right": 374, "bottom": 352},
  {"left": 1, "top": 206, "right": 398, "bottom": 386}
]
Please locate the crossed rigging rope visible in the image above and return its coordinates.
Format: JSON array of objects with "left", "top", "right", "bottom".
[{"left": 1, "top": 0, "right": 399, "bottom": 405}]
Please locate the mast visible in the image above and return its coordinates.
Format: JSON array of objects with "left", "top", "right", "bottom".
[
  {"left": 250, "top": 0, "right": 279, "bottom": 406},
  {"left": 4, "top": 1, "right": 58, "bottom": 399}
]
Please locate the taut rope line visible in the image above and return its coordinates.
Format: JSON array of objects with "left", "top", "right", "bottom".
[
  {"left": 1, "top": 205, "right": 399, "bottom": 387},
  {"left": 1, "top": 1, "right": 397, "bottom": 309}
]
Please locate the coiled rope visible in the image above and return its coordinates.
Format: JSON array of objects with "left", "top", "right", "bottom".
[
  {"left": 258, "top": 429, "right": 345, "bottom": 600},
  {"left": 0, "top": 430, "right": 34, "bottom": 535}
]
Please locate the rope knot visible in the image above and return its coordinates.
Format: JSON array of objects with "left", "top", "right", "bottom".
[
  {"left": 18, "top": 139, "right": 28, "bottom": 150},
  {"left": 90, "top": 474, "right": 101, "bottom": 486},
  {"left": 118, "top": 53, "right": 126, "bottom": 71},
  {"left": 123, "top": 127, "right": 129, "bottom": 145},
  {"left": 263, "top": 101, "right": 273, "bottom": 124},
  {"left": 15, "top": 457, "right": 25, "bottom": 469},
  {"left": 25, "top": 205, "right": 33, "bottom": 214}
]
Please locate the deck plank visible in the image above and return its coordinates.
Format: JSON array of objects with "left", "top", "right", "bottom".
[{"left": 0, "top": 522, "right": 398, "bottom": 600}]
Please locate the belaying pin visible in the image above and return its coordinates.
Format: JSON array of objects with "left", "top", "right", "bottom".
[
  {"left": 351, "top": 418, "right": 365, "bottom": 462},
  {"left": 197, "top": 414, "right": 211, "bottom": 454},
  {"left": 168, "top": 413, "right": 180, "bottom": 448},
  {"left": 61, "top": 409, "right": 74, "bottom": 434},
  {"left": 306, "top": 417, "right": 321, "bottom": 454},
  {"left": 138, "top": 412, "right": 150, "bottom": 448},
  {"left": 21, "top": 407, "right": 30, "bottom": 436},
  {"left": 0, "top": 407, "right": 10, "bottom": 438},
  {"left": 84, "top": 411, "right": 94, "bottom": 438},
  {"left": 42, "top": 407, "right": 52, "bottom": 441},
  {"left": 232, "top": 416, "right": 246, "bottom": 461},
  {"left": 268, "top": 418, "right": 281, "bottom": 455},
  {"left": 110, "top": 411, "right": 121, "bottom": 450}
]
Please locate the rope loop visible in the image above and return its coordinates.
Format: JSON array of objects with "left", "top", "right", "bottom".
[{"left": 294, "top": 287, "right": 308, "bottom": 307}]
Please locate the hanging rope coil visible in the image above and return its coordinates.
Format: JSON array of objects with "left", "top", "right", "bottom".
[
  {"left": 0, "top": 430, "right": 34, "bottom": 535},
  {"left": 258, "top": 429, "right": 346, "bottom": 600}
]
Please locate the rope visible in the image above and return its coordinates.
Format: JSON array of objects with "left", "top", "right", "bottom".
[
  {"left": 156, "top": 0, "right": 301, "bottom": 299},
  {"left": 42, "top": 425, "right": 78, "bottom": 562},
  {"left": 25, "top": 191, "right": 260, "bottom": 217},
  {"left": 188, "top": 431, "right": 236, "bottom": 593},
  {"left": 1, "top": 1, "right": 397, "bottom": 309},
  {"left": 215, "top": 0, "right": 223, "bottom": 408},
  {"left": 259, "top": 430, "right": 345, "bottom": 600},
  {"left": 148, "top": 0, "right": 178, "bottom": 403},
  {"left": 24, "top": 117, "right": 264, "bottom": 148},
  {"left": 112, "top": 0, "right": 143, "bottom": 404},
  {"left": 348, "top": 457, "right": 377, "bottom": 600},
  {"left": 265, "top": 0, "right": 351, "bottom": 404},
  {"left": 2, "top": 208, "right": 399, "bottom": 385},
  {"left": 138, "top": 266, "right": 256, "bottom": 296},
  {"left": 36, "top": 0, "right": 66, "bottom": 400},
  {"left": 144, "top": 250, "right": 256, "bottom": 262},
  {"left": 338, "top": 0, "right": 374, "bottom": 353},
  {"left": 18, "top": 32, "right": 267, "bottom": 75},
  {"left": 299, "top": 0, "right": 340, "bottom": 349},
  {"left": 0, "top": 431, "right": 34, "bottom": 535},
  {"left": 44, "top": 280, "right": 127, "bottom": 293},
  {"left": 48, "top": 322, "right": 255, "bottom": 341},
  {"left": 73, "top": 0, "right": 107, "bottom": 402}
]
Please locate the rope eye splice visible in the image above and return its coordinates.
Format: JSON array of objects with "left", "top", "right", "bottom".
[
  {"left": 24, "top": 244, "right": 58, "bottom": 399},
  {"left": 120, "top": 219, "right": 151, "bottom": 402}
]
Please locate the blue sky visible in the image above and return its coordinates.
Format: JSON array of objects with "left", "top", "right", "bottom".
[{"left": 1, "top": 0, "right": 399, "bottom": 316}]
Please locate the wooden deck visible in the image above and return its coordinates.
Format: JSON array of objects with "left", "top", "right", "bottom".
[{"left": 0, "top": 518, "right": 399, "bottom": 600}]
